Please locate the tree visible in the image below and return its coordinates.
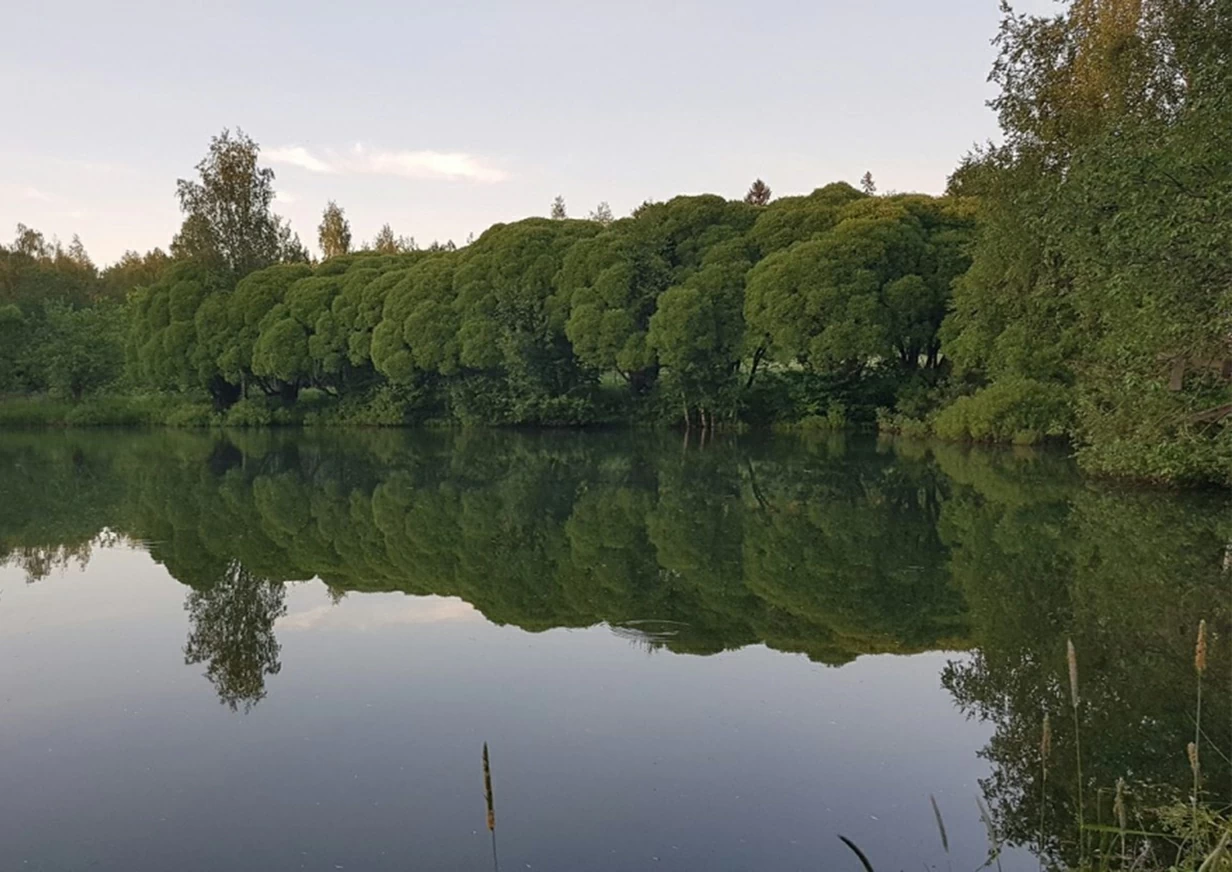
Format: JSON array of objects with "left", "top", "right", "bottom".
[
  {"left": 559, "top": 195, "right": 756, "bottom": 395},
  {"left": 587, "top": 202, "right": 614, "bottom": 226},
  {"left": 550, "top": 195, "right": 567, "bottom": 220},
  {"left": 183, "top": 561, "right": 287, "bottom": 712},
  {"left": 860, "top": 171, "right": 877, "bottom": 195},
  {"left": 317, "top": 201, "right": 352, "bottom": 259},
  {"left": 101, "top": 249, "right": 171, "bottom": 300},
  {"left": 172, "top": 128, "right": 284, "bottom": 278},
  {"left": 744, "top": 178, "right": 772, "bottom": 206},
  {"left": 370, "top": 223, "right": 415, "bottom": 254},
  {"left": 35, "top": 302, "right": 125, "bottom": 399},
  {"left": 745, "top": 195, "right": 968, "bottom": 375}
]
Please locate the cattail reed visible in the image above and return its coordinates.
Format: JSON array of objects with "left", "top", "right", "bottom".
[
  {"left": 483, "top": 743, "right": 499, "bottom": 872},
  {"left": 483, "top": 742, "right": 495, "bottom": 832},
  {"left": 1193, "top": 620, "right": 1206, "bottom": 816},
  {"left": 1039, "top": 713, "right": 1052, "bottom": 872},
  {"left": 1067, "top": 639, "right": 1085, "bottom": 859},
  {"left": 1114, "top": 777, "right": 1127, "bottom": 864},
  {"left": 1067, "top": 639, "right": 1080, "bottom": 708}
]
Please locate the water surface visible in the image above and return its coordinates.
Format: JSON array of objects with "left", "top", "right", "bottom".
[{"left": 0, "top": 430, "right": 1226, "bottom": 871}]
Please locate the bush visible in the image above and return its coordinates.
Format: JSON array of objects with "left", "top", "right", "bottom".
[
  {"left": 163, "top": 403, "right": 216, "bottom": 428},
  {"left": 933, "top": 378, "right": 1072, "bottom": 443},
  {"left": 876, "top": 409, "right": 932, "bottom": 439},
  {"left": 224, "top": 398, "right": 274, "bottom": 427}
]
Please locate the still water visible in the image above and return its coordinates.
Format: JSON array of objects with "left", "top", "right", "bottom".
[{"left": 0, "top": 430, "right": 1227, "bottom": 872}]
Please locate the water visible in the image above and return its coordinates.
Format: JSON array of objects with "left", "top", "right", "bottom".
[{"left": 0, "top": 429, "right": 1227, "bottom": 872}]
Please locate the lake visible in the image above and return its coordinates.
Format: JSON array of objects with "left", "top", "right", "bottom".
[{"left": 0, "top": 429, "right": 1226, "bottom": 872}]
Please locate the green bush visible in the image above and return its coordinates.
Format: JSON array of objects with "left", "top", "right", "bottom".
[
  {"left": 224, "top": 398, "right": 275, "bottom": 428},
  {"left": 163, "top": 403, "right": 216, "bottom": 428},
  {"left": 933, "top": 378, "right": 1072, "bottom": 443},
  {"left": 876, "top": 409, "right": 932, "bottom": 439}
]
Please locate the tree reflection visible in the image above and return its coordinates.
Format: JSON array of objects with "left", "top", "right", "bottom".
[
  {"left": 1, "top": 427, "right": 1228, "bottom": 861},
  {"left": 183, "top": 560, "right": 287, "bottom": 712}
]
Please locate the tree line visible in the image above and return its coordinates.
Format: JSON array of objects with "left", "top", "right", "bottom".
[
  {"left": 2, "top": 125, "right": 972, "bottom": 431},
  {"left": 4, "top": 0, "right": 1232, "bottom": 483}
]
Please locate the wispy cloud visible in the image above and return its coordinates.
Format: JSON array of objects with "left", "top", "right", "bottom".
[
  {"left": 274, "top": 190, "right": 298, "bottom": 205},
  {"left": 265, "top": 146, "right": 334, "bottom": 174},
  {"left": 267, "top": 143, "right": 507, "bottom": 183},
  {"left": 22, "top": 186, "right": 52, "bottom": 202},
  {"left": 279, "top": 594, "right": 481, "bottom": 631}
]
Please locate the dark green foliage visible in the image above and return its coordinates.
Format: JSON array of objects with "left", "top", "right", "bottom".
[{"left": 938, "top": 0, "right": 1232, "bottom": 481}]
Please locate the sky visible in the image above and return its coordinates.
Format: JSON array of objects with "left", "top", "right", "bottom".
[{"left": 2, "top": 0, "right": 1055, "bottom": 266}]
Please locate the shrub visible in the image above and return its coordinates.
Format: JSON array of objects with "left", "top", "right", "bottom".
[
  {"left": 163, "top": 403, "right": 216, "bottom": 428},
  {"left": 224, "top": 398, "right": 274, "bottom": 427},
  {"left": 933, "top": 378, "right": 1072, "bottom": 443}
]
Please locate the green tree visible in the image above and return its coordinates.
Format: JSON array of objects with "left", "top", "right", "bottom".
[
  {"left": 550, "top": 195, "right": 567, "bottom": 220},
  {"left": 172, "top": 128, "right": 287, "bottom": 278},
  {"left": 183, "top": 561, "right": 287, "bottom": 712},
  {"left": 587, "top": 201, "right": 614, "bottom": 225},
  {"left": 317, "top": 201, "right": 352, "bottom": 260},
  {"left": 743, "top": 178, "right": 772, "bottom": 206}
]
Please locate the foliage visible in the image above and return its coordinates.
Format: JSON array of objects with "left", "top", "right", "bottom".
[
  {"left": 939, "top": 0, "right": 1232, "bottom": 478},
  {"left": 932, "top": 378, "right": 1073, "bottom": 443},
  {"left": 171, "top": 128, "right": 303, "bottom": 279},
  {"left": 744, "top": 178, "right": 772, "bottom": 206},
  {"left": 317, "top": 200, "right": 352, "bottom": 260}
]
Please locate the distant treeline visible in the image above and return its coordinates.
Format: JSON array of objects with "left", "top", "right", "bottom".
[
  {"left": 0, "top": 132, "right": 973, "bottom": 432},
  {"left": 4, "top": 0, "right": 1232, "bottom": 483}
]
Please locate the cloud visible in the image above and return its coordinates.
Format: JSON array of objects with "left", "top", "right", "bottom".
[
  {"left": 279, "top": 593, "right": 481, "bottom": 631},
  {"left": 265, "top": 146, "right": 335, "bottom": 174},
  {"left": 22, "top": 186, "right": 52, "bottom": 201},
  {"left": 274, "top": 190, "right": 298, "bottom": 205},
  {"left": 267, "top": 143, "right": 507, "bottom": 183}
]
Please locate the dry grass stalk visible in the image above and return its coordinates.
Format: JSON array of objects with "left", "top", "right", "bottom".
[
  {"left": 483, "top": 742, "right": 495, "bottom": 832},
  {"left": 1067, "top": 639, "right": 1080, "bottom": 708},
  {"left": 1195, "top": 620, "right": 1208, "bottom": 675}
]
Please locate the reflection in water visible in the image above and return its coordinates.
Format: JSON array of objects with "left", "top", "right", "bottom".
[
  {"left": 0, "top": 429, "right": 1228, "bottom": 868},
  {"left": 183, "top": 560, "right": 286, "bottom": 712}
]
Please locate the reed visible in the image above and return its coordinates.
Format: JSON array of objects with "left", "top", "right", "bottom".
[
  {"left": 1115, "top": 777, "right": 1127, "bottom": 865},
  {"left": 1069, "top": 638, "right": 1086, "bottom": 860},
  {"left": 930, "top": 793, "right": 950, "bottom": 856},
  {"left": 1194, "top": 620, "right": 1207, "bottom": 815},
  {"left": 482, "top": 742, "right": 499, "bottom": 872},
  {"left": 1040, "top": 713, "right": 1052, "bottom": 870}
]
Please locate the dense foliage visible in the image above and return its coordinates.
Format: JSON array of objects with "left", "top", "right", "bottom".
[
  {"left": 935, "top": 0, "right": 1232, "bottom": 482},
  {"left": 5, "top": 0, "right": 1232, "bottom": 485}
]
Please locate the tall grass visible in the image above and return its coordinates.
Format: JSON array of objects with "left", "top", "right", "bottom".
[
  {"left": 1069, "top": 638, "right": 1086, "bottom": 861},
  {"left": 839, "top": 627, "right": 1227, "bottom": 872}
]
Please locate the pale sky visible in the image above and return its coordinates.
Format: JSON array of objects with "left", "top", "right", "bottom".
[{"left": 2, "top": 0, "right": 1054, "bottom": 265}]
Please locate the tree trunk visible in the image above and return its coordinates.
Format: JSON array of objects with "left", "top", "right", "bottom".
[{"left": 745, "top": 342, "right": 768, "bottom": 389}]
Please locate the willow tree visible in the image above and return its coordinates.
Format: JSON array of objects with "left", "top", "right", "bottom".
[{"left": 557, "top": 195, "right": 756, "bottom": 395}]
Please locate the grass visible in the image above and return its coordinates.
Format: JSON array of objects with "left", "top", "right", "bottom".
[
  {"left": 0, "top": 394, "right": 214, "bottom": 427},
  {"left": 838, "top": 624, "right": 1229, "bottom": 872}
]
